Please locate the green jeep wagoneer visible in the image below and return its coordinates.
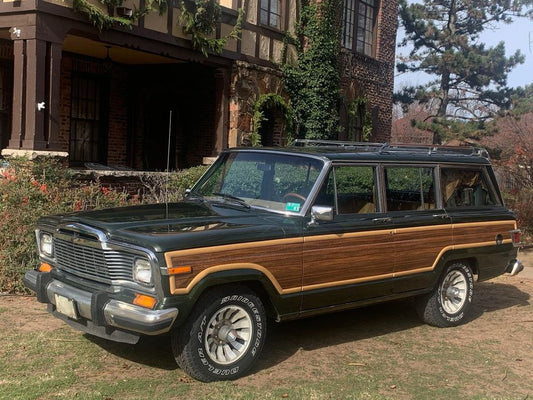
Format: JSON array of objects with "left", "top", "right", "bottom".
[{"left": 24, "top": 141, "right": 523, "bottom": 381}]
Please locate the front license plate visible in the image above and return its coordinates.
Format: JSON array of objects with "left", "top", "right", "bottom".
[{"left": 54, "top": 294, "right": 78, "bottom": 320}]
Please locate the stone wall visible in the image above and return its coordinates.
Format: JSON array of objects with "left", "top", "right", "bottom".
[{"left": 229, "top": 61, "right": 286, "bottom": 146}]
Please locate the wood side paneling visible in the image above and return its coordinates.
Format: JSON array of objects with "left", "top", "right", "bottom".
[
  {"left": 302, "top": 231, "right": 394, "bottom": 287},
  {"left": 165, "top": 220, "right": 517, "bottom": 296},
  {"left": 452, "top": 221, "right": 516, "bottom": 246},
  {"left": 166, "top": 239, "right": 303, "bottom": 294},
  {"left": 394, "top": 225, "right": 452, "bottom": 274}
]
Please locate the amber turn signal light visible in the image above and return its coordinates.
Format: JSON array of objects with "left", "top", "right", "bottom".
[
  {"left": 133, "top": 294, "right": 157, "bottom": 309},
  {"left": 168, "top": 266, "right": 192, "bottom": 275},
  {"left": 39, "top": 263, "right": 53, "bottom": 272}
]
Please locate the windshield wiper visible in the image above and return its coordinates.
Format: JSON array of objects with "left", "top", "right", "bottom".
[
  {"left": 212, "top": 192, "right": 251, "bottom": 209},
  {"left": 185, "top": 189, "right": 206, "bottom": 202}
]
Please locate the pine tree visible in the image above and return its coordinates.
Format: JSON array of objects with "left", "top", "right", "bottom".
[{"left": 395, "top": 0, "right": 532, "bottom": 143}]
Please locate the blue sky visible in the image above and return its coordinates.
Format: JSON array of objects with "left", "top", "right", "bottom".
[{"left": 394, "top": 14, "right": 533, "bottom": 91}]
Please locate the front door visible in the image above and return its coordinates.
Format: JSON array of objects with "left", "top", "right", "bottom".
[{"left": 302, "top": 164, "right": 395, "bottom": 310}]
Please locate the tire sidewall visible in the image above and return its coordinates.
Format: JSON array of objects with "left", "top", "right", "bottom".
[
  {"left": 186, "top": 292, "right": 265, "bottom": 381},
  {"left": 436, "top": 263, "right": 474, "bottom": 325}
]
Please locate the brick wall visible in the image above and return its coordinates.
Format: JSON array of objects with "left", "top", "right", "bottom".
[
  {"left": 106, "top": 66, "right": 129, "bottom": 166},
  {"left": 59, "top": 55, "right": 129, "bottom": 166},
  {"left": 339, "top": 0, "right": 398, "bottom": 143}
]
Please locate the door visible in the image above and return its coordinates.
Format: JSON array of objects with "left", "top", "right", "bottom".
[
  {"left": 382, "top": 165, "right": 453, "bottom": 293},
  {"left": 302, "top": 164, "right": 395, "bottom": 310}
]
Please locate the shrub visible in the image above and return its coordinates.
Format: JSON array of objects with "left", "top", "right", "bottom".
[
  {"left": 502, "top": 187, "right": 533, "bottom": 241},
  {"left": 0, "top": 157, "right": 208, "bottom": 294},
  {"left": 139, "top": 165, "right": 208, "bottom": 203}
]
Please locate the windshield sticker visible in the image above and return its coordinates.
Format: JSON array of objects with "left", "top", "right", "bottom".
[{"left": 285, "top": 202, "right": 301, "bottom": 212}]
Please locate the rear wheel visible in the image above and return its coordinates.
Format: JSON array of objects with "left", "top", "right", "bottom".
[
  {"left": 416, "top": 262, "right": 474, "bottom": 327},
  {"left": 171, "top": 286, "right": 266, "bottom": 382}
]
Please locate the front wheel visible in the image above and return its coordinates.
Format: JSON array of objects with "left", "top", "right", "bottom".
[
  {"left": 416, "top": 262, "right": 474, "bottom": 327},
  {"left": 171, "top": 286, "right": 266, "bottom": 382}
]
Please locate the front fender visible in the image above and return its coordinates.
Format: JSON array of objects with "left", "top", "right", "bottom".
[{"left": 164, "top": 266, "right": 300, "bottom": 327}]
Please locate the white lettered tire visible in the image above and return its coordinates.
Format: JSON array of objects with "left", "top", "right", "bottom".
[
  {"left": 171, "top": 286, "right": 266, "bottom": 382},
  {"left": 416, "top": 262, "right": 474, "bottom": 327}
]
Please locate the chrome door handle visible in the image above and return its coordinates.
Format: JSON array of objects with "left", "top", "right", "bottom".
[{"left": 372, "top": 217, "right": 392, "bottom": 224}]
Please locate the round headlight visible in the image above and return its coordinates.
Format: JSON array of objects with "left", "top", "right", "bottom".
[
  {"left": 133, "top": 258, "right": 153, "bottom": 285},
  {"left": 39, "top": 232, "right": 54, "bottom": 257}
]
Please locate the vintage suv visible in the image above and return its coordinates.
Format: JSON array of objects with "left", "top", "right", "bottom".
[{"left": 24, "top": 140, "right": 523, "bottom": 382}]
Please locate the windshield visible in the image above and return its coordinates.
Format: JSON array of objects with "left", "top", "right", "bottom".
[{"left": 192, "top": 151, "right": 325, "bottom": 214}]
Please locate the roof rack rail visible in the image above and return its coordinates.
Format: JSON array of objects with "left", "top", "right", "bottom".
[{"left": 291, "top": 139, "right": 489, "bottom": 158}]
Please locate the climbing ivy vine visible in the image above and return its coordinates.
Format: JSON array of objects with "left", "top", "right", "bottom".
[
  {"left": 73, "top": 0, "right": 167, "bottom": 31},
  {"left": 73, "top": 0, "right": 242, "bottom": 57},
  {"left": 348, "top": 96, "right": 373, "bottom": 141},
  {"left": 282, "top": 0, "right": 343, "bottom": 140},
  {"left": 251, "top": 94, "right": 294, "bottom": 146},
  {"left": 179, "top": 0, "right": 243, "bottom": 57}
]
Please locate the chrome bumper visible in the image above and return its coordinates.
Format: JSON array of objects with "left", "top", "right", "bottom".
[
  {"left": 24, "top": 270, "right": 178, "bottom": 343},
  {"left": 506, "top": 259, "right": 524, "bottom": 276}
]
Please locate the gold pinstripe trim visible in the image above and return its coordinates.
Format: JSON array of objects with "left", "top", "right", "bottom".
[
  {"left": 452, "top": 220, "right": 517, "bottom": 230},
  {"left": 301, "top": 273, "right": 394, "bottom": 291},
  {"left": 303, "top": 229, "right": 394, "bottom": 243},
  {"left": 164, "top": 237, "right": 303, "bottom": 267},
  {"left": 169, "top": 263, "right": 301, "bottom": 295},
  {"left": 392, "top": 239, "right": 512, "bottom": 278}
]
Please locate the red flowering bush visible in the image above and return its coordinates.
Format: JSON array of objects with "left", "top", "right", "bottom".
[
  {"left": 0, "top": 157, "right": 129, "bottom": 293},
  {"left": 0, "top": 157, "right": 206, "bottom": 294}
]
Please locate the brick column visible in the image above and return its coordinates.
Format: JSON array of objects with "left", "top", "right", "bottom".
[
  {"left": 21, "top": 38, "right": 47, "bottom": 149},
  {"left": 214, "top": 68, "right": 230, "bottom": 154},
  {"left": 9, "top": 39, "right": 24, "bottom": 149},
  {"left": 46, "top": 42, "right": 63, "bottom": 150},
  {"left": 8, "top": 37, "right": 61, "bottom": 151}
]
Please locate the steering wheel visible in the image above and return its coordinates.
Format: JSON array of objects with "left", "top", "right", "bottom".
[{"left": 282, "top": 192, "right": 307, "bottom": 203}]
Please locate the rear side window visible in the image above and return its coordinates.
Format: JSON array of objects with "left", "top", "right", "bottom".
[
  {"left": 441, "top": 168, "right": 500, "bottom": 208},
  {"left": 384, "top": 167, "right": 436, "bottom": 211}
]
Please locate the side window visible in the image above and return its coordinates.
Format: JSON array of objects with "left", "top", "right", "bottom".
[
  {"left": 315, "top": 165, "right": 377, "bottom": 214},
  {"left": 441, "top": 168, "right": 500, "bottom": 208},
  {"left": 385, "top": 167, "right": 436, "bottom": 211}
]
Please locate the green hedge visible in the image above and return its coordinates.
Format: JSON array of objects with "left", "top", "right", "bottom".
[{"left": 0, "top": 157, "right": 207, "bottom": 294}]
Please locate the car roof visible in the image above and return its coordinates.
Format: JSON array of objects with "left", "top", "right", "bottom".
[{"left": 225, "top": 140, "right": 492, "bottom": 165}]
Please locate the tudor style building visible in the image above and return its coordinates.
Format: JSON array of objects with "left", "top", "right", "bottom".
[{"left": 0, "top": 0, "right": 397, "bottom": 170}]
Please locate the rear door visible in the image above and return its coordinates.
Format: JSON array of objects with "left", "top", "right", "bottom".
[{"left": 382, "top": 165, "right": 453, "bottom": 293}]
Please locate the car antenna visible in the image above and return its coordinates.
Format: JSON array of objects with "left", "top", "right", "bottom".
[{"left": 165, "top": 109, "right": 172, "bottom": 221}]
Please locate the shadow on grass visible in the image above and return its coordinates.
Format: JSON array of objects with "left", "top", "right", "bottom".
[
  {"left": 85, "top": 333, "right": 178, "bottom": 371},
  {"left": 82, "top": 279, "right": 530, "bottom": 374}
]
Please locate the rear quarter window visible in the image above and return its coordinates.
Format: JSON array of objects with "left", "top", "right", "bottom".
[{"left": 441, "top": 167, "right": 501, "bottom": 208}]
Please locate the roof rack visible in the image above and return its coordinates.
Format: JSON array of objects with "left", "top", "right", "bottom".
[{"left": 291, "top": 139, "right": 489, "bottom": 158}]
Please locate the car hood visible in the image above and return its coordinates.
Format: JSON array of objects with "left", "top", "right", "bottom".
[{"left": 38, "top": 200, "right": 302, "bottom": 253}]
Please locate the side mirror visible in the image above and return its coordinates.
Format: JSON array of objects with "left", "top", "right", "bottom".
[{"left": 309, "top": 205, "right": 333, "bottom": 226}]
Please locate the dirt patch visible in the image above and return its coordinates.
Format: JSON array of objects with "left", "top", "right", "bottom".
[{"left": 1, "top": 269, "right": 532, "bottom": 398}]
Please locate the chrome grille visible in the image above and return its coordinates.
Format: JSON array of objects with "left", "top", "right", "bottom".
[{"left": 54, "top": 237, "right": 135, "bottom": 284}]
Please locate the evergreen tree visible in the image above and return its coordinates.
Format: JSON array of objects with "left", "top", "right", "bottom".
[{"left": 395, "top": 0, "right": 532, "bottom": 143}]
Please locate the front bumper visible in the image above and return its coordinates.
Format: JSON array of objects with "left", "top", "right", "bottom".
[{"left": 24, "top": 270, "right": 178, "bottom": 344}]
